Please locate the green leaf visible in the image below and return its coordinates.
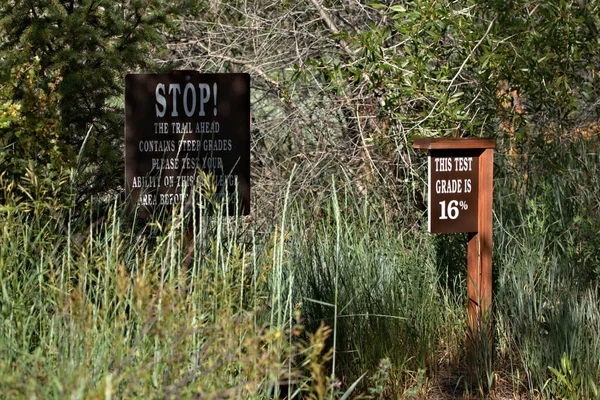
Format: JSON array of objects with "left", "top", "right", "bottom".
[
  {"left": 339, "top": 372, "right": 367, "bottom": 400},
  {"left": 368, "top": 3, "right": 387, "bottom": 10},
  {"left": 331, "top": 32, "right": 350, "bottom": 40},
  {"left": 447, "top": 91, "right": 464, "bottom": 104}
]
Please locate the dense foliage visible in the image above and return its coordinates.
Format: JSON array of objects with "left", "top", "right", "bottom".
[
  {"left": 0, "top": 0, "right": 599, "bottom": 398},
  {"left": 0, "top": 0, "right": 199, "bottom": 203}
]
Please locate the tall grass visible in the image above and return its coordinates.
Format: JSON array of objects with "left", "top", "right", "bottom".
[
  {"left": 493, "top": 137, "right": 600, "bottom": 398},
  {"left": 1, "top": 136, "right": 598, "bottom": 398},
  {"left": 282, "top": 136, "right": 600, "bottom": 397},
  {"left": 287, "top": 182, "right": 466, "bottom": 395},
  {"left": 0, "top": 177, "right": 339, "bottom": 398}
]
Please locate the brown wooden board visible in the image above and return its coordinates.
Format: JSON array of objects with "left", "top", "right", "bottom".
[
  {"left": 125, "top": 72, "right": 250, "bottom": 217},
  {"left": 414, "top": 137, "right": 495, "bottom": 367},
  {"left": 414, "top": 137, "right": 496, "bottom": 150},
  {"left": 428, "top": 149, "right": 481, "bottom": 233}
]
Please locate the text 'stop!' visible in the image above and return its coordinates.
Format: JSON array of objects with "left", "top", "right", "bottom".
[{"left": 125, "top": 72, "right": 250, "bottom": 217}]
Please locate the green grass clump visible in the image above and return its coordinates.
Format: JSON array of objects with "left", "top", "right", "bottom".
[
  {"left": 0, "top": 179, "right": 337, "bottom": 399},
  {"left": 287, "top": 183, "right": 466, "bottom": 394},
  {"left": 1, "top": 135, "right": 599, "bottom": 398},
  {"left": 493, "top": 137, "right": 600, "bottom": 398}
]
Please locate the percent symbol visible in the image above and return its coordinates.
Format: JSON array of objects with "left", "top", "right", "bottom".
[{"left": 459, "top": 201, "right": 468, "bottom": 210}]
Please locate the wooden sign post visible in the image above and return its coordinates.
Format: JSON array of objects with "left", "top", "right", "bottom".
[{"left": 413, "top": 138, "right": 495, "bottom": 338}]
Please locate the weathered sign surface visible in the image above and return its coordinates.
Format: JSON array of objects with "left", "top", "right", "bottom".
[
  {"left": 125, "top": 72, "right": 250, "bottom": 217},
  {"left": 428, "top": 150, "right": 479, "bottom": 233}
]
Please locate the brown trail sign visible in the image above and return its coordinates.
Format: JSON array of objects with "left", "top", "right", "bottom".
[
  {"left": 427, "top": 149, "right": 480, "bottom": 233},
  {"left": 125, "top": 72, "right": 250, "bottom": 217},
  {"left": 414, "top": 138, "right": 495, "bottom": 365}
]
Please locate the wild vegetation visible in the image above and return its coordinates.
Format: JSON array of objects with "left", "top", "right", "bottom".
[{"left": 1, "top": 0, "right": 599, "bottom": 398}]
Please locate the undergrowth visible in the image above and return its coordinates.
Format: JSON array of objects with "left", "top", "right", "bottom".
[{"left": 0, "top": 136, "right": 599, "bottom": 398}]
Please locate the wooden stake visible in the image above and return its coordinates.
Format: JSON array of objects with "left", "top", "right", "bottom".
[
  {"left": 413, "top": 138, "right": 494, "bottom": 335},
  {"left": 467, "top": 147, "right": 493, "bottom": 335},
  {"left": 414, "top": 138, "right": 495, "bottom": 389}
]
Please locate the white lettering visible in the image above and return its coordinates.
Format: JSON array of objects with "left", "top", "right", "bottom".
[
  {"left": 138, "top": 194, "right": 157, "bottom": 206},
  {"left": 160, "top": 193, "right": 186, "bottom": 205},
  {"left": 198, "top": 83, "right": 210, "bottom": 116},
  {"left": 435, "top": 179, "right": 463, "bottom": 194},
  {"left": 132, "top": 176, "right": 159, "bottom": 188},
  {"left": 155, "top": 84, "right": 167, "bottom": 117},
  {"left": 454, "top": 157, "right": 473, "bottom": 172},
  {"left": 203, "top": 139, "right": 232, "bottom": 152},
  {"left": 202, "top": 157, "right": 223, "bottom": 169},
  {"left": 464, "top": 179, "right": 472, "bottom": 193},
  {"left": 434, "top": 157, "right": 453, "bottom": 172},
  {"left": 154, "top": 82, "right": 218, "bottom": 118},
  {"left": 138, "top": 140, "right": 176, "bottom": 153},
  {"left": 152, "top": 158, "right": 179, "bottom": 170},
  {"left": 183, "top": 83, "right": 196, "bottom": 117},
  {"left": 168, "top": 84, "right": 182, "bottom": 117}
]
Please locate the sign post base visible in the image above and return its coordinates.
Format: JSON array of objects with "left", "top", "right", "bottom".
[{"left": 414, "top": 138, "right": 495, "bottom": 389}]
